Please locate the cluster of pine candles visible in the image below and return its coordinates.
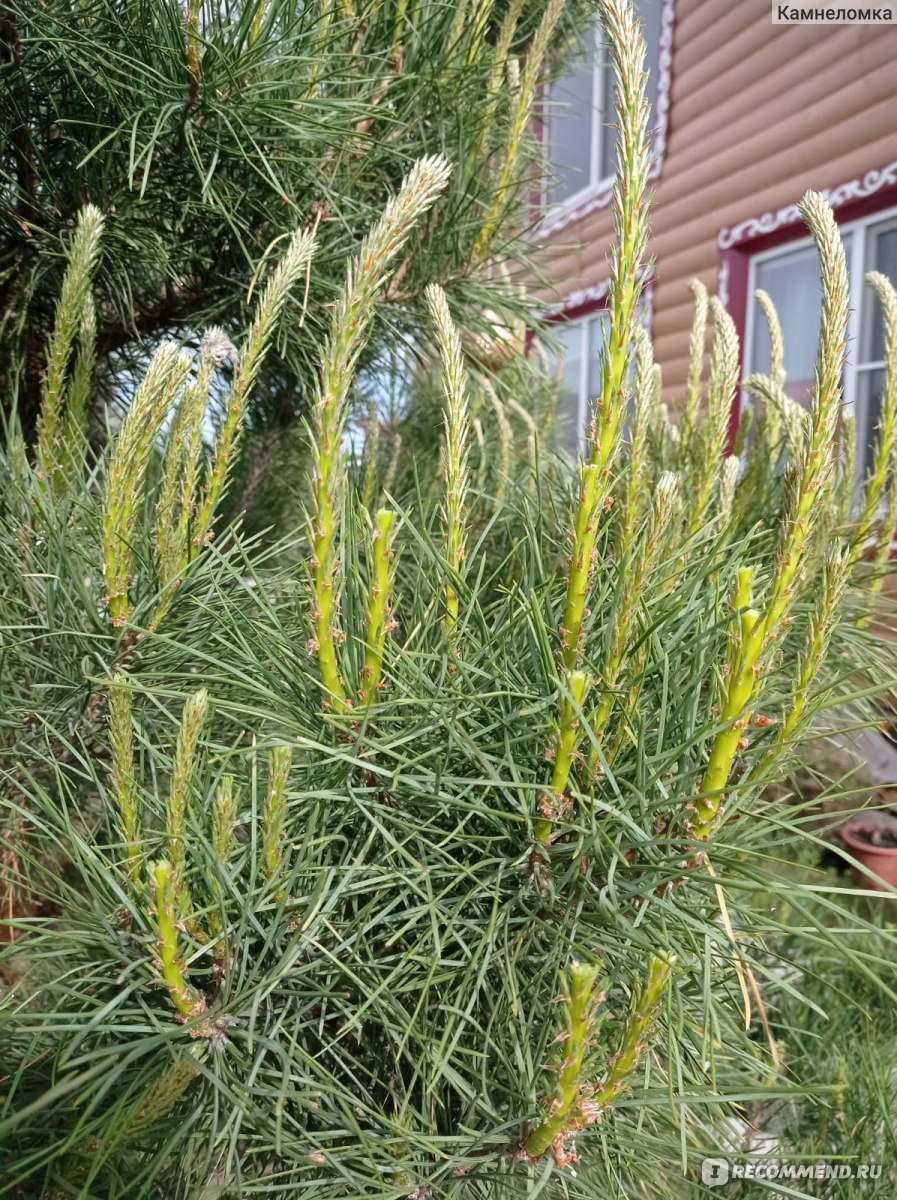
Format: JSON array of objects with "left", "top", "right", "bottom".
[{"left": 4, "top": 0, "right": 897, "bottom": 1194}]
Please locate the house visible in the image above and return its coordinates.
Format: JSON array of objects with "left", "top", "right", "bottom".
[{"left": 535, "top": 0, "right": 897, "bottom": 465}]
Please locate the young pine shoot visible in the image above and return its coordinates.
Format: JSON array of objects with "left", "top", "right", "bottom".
[
  {"left": 686, "top": 298, "right": 739, "bottom": 539},
  {"left": 150, "top": 860, "right": 228, "bottom": 1046},
  {"left": 535, "top": 670, "right": 591, "bottom": 844},
  {"left": 558, "top": 0, "right": 651, "bottom": 670},
  {"left": 689, "top": 190, "right": 848, "bottom": 840},
  {"left": 153, "top": 328, "right": 237, "bottom": 627},
  {"left": 679, "top": 278, "right": 708, "bottom": 463},
  {"left": 426, "top": 282, "right": 471, "bottom": 650},
  {"left": 524, "top": 960, "right": 603, "bottom": 1163},
  {"left": 35, "top": 204, "right": 104, "bottom": 489},
  {"left": 262, "top": 746, "right": 292, "bottom": 900},
  {"left": 195, "top": 227, "right": 317, "bottom": 541},
  {"left": 102, "top": 343, "right": 191, "bottom": 628},
  {"left": 360, "top": 509, "right": 398, "bottom": 704},
  {"left": 307, "top": 156, "right": 452, "bottom": 711}
]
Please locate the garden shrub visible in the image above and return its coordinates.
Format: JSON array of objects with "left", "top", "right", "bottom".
[{"left": 3, "top": 1, "right": 897, "bottom": 1196}]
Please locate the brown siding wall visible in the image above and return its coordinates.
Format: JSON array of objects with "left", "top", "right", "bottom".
[{"left": 536, "top": 0, "right": 897, "bottom": 407}]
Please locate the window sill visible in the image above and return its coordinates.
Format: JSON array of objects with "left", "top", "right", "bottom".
[
  {"left": 537, "top": 149, "right": 664, "bottom": 240},
  {"left": 538, "top": 176, "right": 616, "bottom": 240}
]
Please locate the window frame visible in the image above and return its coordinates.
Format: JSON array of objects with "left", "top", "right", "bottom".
[
  {"left": 539, "top": 283, "right": 655, "bottom": 451},
  {"left": 538, "top": 0, "right": 675, "bottom": 239},
  {"left": 741, "top": 201, "right": 897, "bottom": 441},
  {"left": 540, "top": 27, "right": 613, "bottom": 220},
  {"left": 717, "top": 159, "right": 897, "bottom": 451}
]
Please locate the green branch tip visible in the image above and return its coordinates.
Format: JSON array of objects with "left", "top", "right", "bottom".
[
  {"left": 525, "top": 953, "right": 673, "bottom": 1165},
  {"left": 36, "top": 204, "right": 105, "bottom": 489},
  {"left": 308, "top": 156, "right": 451, "bottom": 711},
  {"left": 262, "top": 746, "right": 292, "bottom": 897},
  {"left": 536, "top": 670, "right": 590, "bottom": 844},
  {"left": 150, "top": 860, "right": 231, "bottom": 1046},
  {"left": 361, "top": 508, "right": 397, "bottom": 704},
  {"left": 591, "top": 951, "right": 674, "bottom": 1108},
  {"left": 692, "top": 569, "right": 759, "bottom": 838},
  {"left": 524, "top": 959, "right": 604, "bottom": 1160},
  {"left": 426, "top": 283, "right": 471, "bottom": 648},
  {"left": 102, "top": 342, "right": 191, "bottom": 628},
  {"left": 196, "top": 221, "right": 318, "bottom": 543}
]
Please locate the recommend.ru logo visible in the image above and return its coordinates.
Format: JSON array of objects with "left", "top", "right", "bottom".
[{"left": 700, "top": 1158, "right": 884, "bottom": 1187}]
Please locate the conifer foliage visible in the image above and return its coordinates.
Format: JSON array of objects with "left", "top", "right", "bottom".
[
  {"left": 0, "top": 0, "right": 583, "bottom": 462},
  {"left": 2, "top": 1, "right": 897, "bottom": 1197}
]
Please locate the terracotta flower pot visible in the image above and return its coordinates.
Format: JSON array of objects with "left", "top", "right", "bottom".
[{"left": 839, "top": 817, "right": 897, "bottom": 891}]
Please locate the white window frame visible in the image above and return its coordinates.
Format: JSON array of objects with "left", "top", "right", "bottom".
[
  {"left": 743, "top": 200, "right": 897, "bottom": 447},
  {"left": 546, "top": 286, "right": 655, "bottom": 451},
  {"left": 540, "top": 26, "right": 614, "bottom": 221},
  {"left": 550, "top": 310, "right": 607, "bottom": 453},
  {"left": 539, "top": 0, "right": 674, "bottom": 239}
]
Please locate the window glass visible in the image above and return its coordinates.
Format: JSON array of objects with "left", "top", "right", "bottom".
[
  {"left": 752, "top": 246, "right": 820, "bottom": 406},
  {"left": 863, "top": 220, "right": 897, "bottom": 363},
  {"left": 854, "top": 218, "right": 897, "bottom": 478},
  {"left": 545, "top": 63, "right": 595, "bottom": 208},
  {"left": 545, "top": 0, "right": 662, "bottom": 210},
  {"left": 542, "top": 36, "right": 592, "bottom": 210},
  {"left": 637, "top": 0, "right": 662, "bottom": 120},
  {"left": 587, "top": 314, "right": 609, "bottom": 402},
  {"left": 552, "top": 322, "right": 585, "bottom": 450},
  {"left": 544, "top": 312, "right": 621, "bottom": 450},
  {"left": 856, "top": 368, "right": 885, "bottom": 479},
  {"left": 751, "top": 235, "right": 853, "bottom": 406},
  {"left": 598, "top": 48, "right": 617, "bottom": 185}
]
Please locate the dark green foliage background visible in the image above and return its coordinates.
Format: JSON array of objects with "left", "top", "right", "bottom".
[{"left": 0, "top": 0, "right": 585, "bottom": 475}]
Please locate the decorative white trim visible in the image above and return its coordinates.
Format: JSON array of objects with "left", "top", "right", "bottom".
[
  {"left": 543, "top": 278, "right": 611, "bottom": 315},
  {"left": 540, "top": 180, "right": 617, "bottom": 240},
  {"left": 650, "top": 0, "right": 675, "bottom": 185},
  {"left": 537, "top": 269, "right": 655, "bottom": 320},
  {"left": 718, "top": 160, "right": 897, "bottom": 250},
  {"left": 537, "top": 0, "right": 676, "bottom": 240},
  {"left": 717, "top": 258, "right": 730, "bottom": 308}
]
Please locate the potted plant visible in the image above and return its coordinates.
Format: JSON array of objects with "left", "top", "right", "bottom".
[{"left": 839, "top": 814, "right": 897, "bottom": 890}]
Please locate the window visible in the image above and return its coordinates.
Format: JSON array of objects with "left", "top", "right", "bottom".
[
  {"left": 550, "top": 312, "right": 610, "bottom": 451},
  {"left": 543, "top": 0, "right": 664, "bottom": 214},
  {"left": 856, "top": 216, "right": 897, "bottom": 477},
  {"left": 745, "top": 205, "right": 897, "bottom": 478}
]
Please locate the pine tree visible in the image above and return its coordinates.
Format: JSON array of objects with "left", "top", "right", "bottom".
[{"left": 0, "top": 0, "right": 584, "bottom": 465}]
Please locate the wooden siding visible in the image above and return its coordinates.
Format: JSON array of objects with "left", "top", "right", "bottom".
[{"left": 534, "top": 0, "right": 897, "bottom": 407}]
